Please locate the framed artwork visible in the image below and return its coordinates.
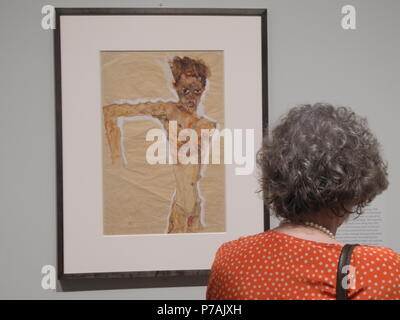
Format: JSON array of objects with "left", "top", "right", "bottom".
[{"left": 55, "top": 8, "right": 268, "bottom": 283}]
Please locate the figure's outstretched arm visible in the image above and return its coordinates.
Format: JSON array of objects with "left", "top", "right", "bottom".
[
  {"left": 103, "top": 102, "right": 168, "bottom": 164},
  {"left": 103, "top": 102, "right": 168, "bottom": 119}
]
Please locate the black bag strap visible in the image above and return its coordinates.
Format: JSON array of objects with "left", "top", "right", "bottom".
[{"left": 336, "top": 244, "right": 359, "bottom": 300}]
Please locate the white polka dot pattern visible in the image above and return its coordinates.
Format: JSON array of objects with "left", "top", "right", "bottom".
[{"left": 206, "top": 230, "right": 400, "bottom": 300}]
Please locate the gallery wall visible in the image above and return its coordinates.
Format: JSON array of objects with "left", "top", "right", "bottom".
[{"left": 0, "top": 0, "right": 399, "bottom": 299}]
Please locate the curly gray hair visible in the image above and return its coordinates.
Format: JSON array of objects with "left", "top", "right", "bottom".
[{"left": 257, "top": 103, "right": 389, "bottom": 223}]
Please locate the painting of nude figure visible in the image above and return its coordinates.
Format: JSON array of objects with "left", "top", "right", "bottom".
[{"left": 101, "top": 51, "right": 225, "bottom": 235}]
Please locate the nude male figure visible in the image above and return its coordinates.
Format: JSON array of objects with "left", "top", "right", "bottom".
[{"left": 103, "top": 56, "right": 217, "bottom": 233}]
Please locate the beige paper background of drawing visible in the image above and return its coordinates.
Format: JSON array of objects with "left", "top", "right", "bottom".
[{"left": 101, "top": 51, "right": 225, "bottom": 235}]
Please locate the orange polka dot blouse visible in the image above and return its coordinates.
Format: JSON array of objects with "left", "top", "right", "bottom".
[{"left": 206, "top": 230, "right": 400, "bottom": 300}]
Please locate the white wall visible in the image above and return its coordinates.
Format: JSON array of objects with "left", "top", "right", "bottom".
[{"left": 0, "top": 0, "right": 399, "bottom": 299}]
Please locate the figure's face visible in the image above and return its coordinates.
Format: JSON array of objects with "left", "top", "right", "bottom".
[{"left": 175, "top": 75, "right": 205, "bottom": 113}]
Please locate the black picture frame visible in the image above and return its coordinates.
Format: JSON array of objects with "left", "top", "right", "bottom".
[{"left": 54, "top": 7, "right": 268, "bottom": 288}]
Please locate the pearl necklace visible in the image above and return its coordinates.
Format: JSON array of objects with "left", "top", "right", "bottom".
[
  {"left": 304, "top": 221, "right": 335, "bottom": 239},
  {"left": 281, "top": 220, "right": 335, "bottom": 239}
]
